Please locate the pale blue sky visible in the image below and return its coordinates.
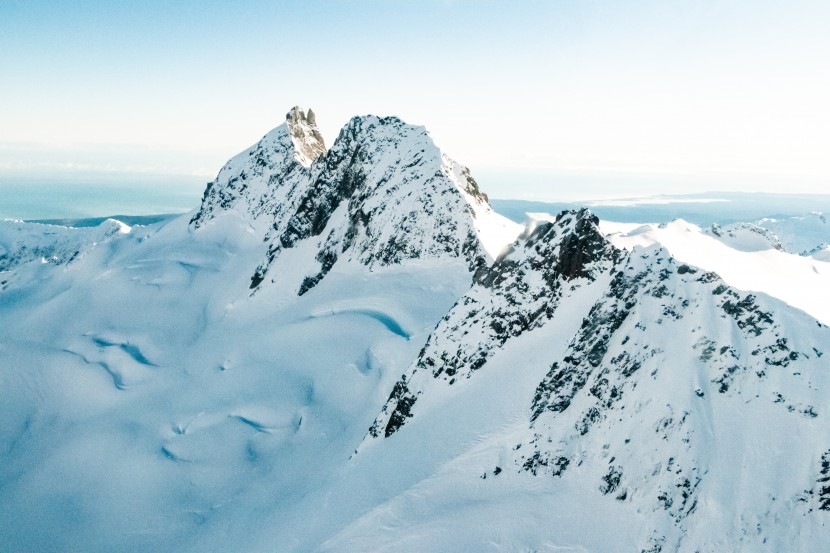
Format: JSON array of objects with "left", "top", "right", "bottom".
[{"left": 1, "top": 0, "right": 828, "bottom": 201}]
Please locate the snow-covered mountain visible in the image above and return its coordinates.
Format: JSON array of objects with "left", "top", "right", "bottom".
[
  {"left": 705, "top": 212, "right": 830, "bottom": 260},
  {"left": 0, "top": 217, "right": 129, "bottom": 274},
  {"left": 2, "top": 109, "right": 829, "bottom": 553},
  {"left": 357, "top": 209, "right": 829, "bottom": 551},
  {"left": 191, "top": 107, "right": 518, "bottom": 295}
]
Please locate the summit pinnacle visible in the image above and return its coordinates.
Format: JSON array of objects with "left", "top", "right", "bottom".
[{"left": 285, "top": 106, "right": 326, "bottom": 166}]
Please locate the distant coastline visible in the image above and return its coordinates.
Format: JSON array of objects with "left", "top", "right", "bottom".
[
  {"left": 5, "top": 170, "right": 830, "bottom": 225},
  {"left": 0, "top": 174, "right": 204, "bottom": 220}
]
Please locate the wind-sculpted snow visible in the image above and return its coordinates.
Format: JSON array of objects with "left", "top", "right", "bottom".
[
  {"left": 367, "top": 209, "right": 619, "bottom": 438},
  {"left": 307, "top": 307, "right": 411, "bottom": 339}
]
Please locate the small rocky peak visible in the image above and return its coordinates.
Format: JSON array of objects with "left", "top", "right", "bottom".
[
  {"left": 189, "top": 107, "right": 325, "bottom": 229},
  {"left": 285, "top": 106, "right": 327, "bottom": 167},
  {"left": 478, "top": 208, "right": 616, "bottom": 288},
  {"left": 548, "top": 209, "right": 612, "bottom": 280},
  {"left": 523, "top": 209, "right": 609, "bottom": 269},
  {"left": 555, "top": 207, "right": 599, "bottom": 228}
]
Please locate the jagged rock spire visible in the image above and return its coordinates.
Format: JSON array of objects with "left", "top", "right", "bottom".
[{"left": 285, "top": 106, "right": 326, "bottom": 167}]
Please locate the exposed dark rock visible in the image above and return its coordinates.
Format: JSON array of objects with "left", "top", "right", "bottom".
[
  {"left": 530, "top": 267, "right": 640, "bottom": 420},
  {"left": 521, "top": 450, "right": 570, "bottom": 477},
  {"left": 600, "top": 465, "right": 623, "bottom": 495},
  {"left": 368, "top": 378, "right": 418, "bottom": 439},
  {"left": 819, "top": 449, "right": 830, "bottom": 510}
]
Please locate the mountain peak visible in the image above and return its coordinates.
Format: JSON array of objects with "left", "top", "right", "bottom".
[
  {"left": 285, "top": 106, "right": 326, "bottom": 167},
  {"left": 191, "top": 107, "right": 520, "bottom": 293},
  {"left": 189, "top": 106, "right": 326, "bottom": 229},
  {"left": 244, "top": 110, "right": 520, "bottom": 293}
]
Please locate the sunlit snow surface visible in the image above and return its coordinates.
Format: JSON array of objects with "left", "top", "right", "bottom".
[
  {"left": 601, "top": 219, "right": 830, "bottom": 325},
  {"left": 2, "top": 208, "right": 829, "bottom": 552},
  {"left": 1, "top": 213, "right": 477, "bottom": 552}
]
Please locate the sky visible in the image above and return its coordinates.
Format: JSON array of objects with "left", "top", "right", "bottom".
[{"left": 1, "top": 0, "right": 829, "bottom": 206}]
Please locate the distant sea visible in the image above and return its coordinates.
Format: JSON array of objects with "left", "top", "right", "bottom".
[
  {"left": 0, "top": 174, "right": 206, "bottom": 220},
  {"left": 492, "top": 193, "right": 830, "bottom": 226},
  {"left": 3, "top": 173, "right": 830, "bottom": 228}
]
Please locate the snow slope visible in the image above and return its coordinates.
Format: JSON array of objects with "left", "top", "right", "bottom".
[
  {"left": 0, "top": 218, "right": 129, "bottom": 274},
  {"left": 603, "top": 219, "right": 830, "bottom": 326},
  {"left": 355, "top": 210, "right": 830, "bottom": 552},
  {"left": 2, "top": 109, "right": 829, "bottom": 553},
  {"left": 756, "top": 212, "right": 830, "bottom": 257}
]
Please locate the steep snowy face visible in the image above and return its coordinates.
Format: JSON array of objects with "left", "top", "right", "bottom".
[
  {"left": 188, "top": 108, "right": 520, "bottom": 295},
  {"left": 519, "top": 246, "right": 830, "bottom": 550},
  {"left": 367, "top": 209, "right": 620, "bottom": 439},
  {"left": 356, "top": 209, "right": 830, "bottom": 551},
  {"left": 234, "top": 113, "right": 519, "bottom": 293},
  {"left": 189, "top": 106, "right": 326, "bottom": 229}
]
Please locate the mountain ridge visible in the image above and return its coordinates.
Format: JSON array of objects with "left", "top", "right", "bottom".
[{"left": 191, "top": 107, "right": 520, "bottom": 295}]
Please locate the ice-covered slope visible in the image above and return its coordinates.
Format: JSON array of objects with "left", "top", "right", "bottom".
[
  {"left": 2, "top": 109, "right": 829, "bottom": 553},
  {"left": 0, "top": 212, "right": 479, "bottom": 553}
]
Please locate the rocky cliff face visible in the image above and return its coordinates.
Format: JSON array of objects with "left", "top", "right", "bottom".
[{"left": 368, "top": 209, "right": 620, "bottom": 438}]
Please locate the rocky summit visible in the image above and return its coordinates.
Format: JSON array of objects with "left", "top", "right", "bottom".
[{"left": 192, "top": 107, "right": 517, "bottom": 295}]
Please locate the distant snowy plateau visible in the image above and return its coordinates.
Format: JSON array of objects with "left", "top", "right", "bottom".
[{"left": 2, "top": 108, "right": 830, "bottom": 553}]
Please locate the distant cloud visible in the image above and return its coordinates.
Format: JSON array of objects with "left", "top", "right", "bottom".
[{"left": 0, "top": 141, "right": 224, "bottom": 178}]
